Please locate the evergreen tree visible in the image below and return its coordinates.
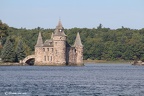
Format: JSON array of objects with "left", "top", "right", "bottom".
[
  {"left": 1, "top": 38, "right": 15, "bottom": 62},
  {"left": 97, "top": 23, "right": 102, "bottom": 29},
  {"left": 15, "top": 40, "right": 26, "bottom": 62}
]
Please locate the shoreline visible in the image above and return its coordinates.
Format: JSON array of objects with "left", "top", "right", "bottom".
[
  {"left": 84, "top": 60, "right": 131, "bottom": 64},
  {"left": 0, "top": 60, "right": 132, "bottom": 66},
  {"left": 0, "top": 62, "right": 22, "bottom": 66}
]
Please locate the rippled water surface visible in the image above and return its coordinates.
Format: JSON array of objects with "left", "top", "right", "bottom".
[{"left": 0, "top": 63, "right": 144, "bottom": 96}]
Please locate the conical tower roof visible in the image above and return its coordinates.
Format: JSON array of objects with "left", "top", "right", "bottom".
[
  {"left": 74, "top": 32, "right": 83, "bottom": 47},
  {"left": 51, "top": 32, "right": 53, "bottom": 39},
  {"left": 35, "top": 32, "right": 43, "bottom": 47},
  {"left": 54, "top": 19, "right": 66, "bottom": 36},
  {"left": 57, "top": 19, "right": 63, "bottom": 28}
]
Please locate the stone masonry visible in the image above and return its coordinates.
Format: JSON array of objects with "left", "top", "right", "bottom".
[{"left": 34, "top": 20, "right": 84, "bottom": 66}]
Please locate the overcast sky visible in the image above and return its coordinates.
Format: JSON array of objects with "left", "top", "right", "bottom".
[{"left": 0, "top": 0, "right": 144, "bottom": 29}]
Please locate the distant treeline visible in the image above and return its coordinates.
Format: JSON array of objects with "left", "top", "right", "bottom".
[{"left": 1, "top": 20, "right": 144, "bottom": 62}]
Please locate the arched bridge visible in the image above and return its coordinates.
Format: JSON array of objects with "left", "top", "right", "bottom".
[{"left": 20, "top": 55, "right": 35, "bottom": 65}]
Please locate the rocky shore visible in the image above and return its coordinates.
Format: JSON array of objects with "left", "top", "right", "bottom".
[{"left": 132, "top": 60, "right": 144, "bottom": 65}]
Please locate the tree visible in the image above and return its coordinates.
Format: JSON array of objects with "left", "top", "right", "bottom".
[
  {"left": 1, "top": 19, "right": 144, "bottom": 61},
  {"left": 97, "top": 24, "right": 102, "bottom": 29},
  {"left": 15, "top": 40, "right": 26, "bottom": 62},
  {"left": 1, "top": 38, "right": 15, "bottom": 62},
  {"left": 0, "top": 20, "right": 9, "bottom": 39}
]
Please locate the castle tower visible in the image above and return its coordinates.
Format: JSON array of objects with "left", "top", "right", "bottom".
[
  {"left": 35, "top": 32, "right": 43, "bottom": 65},
  {"left": 74, "top": 32, "right": 84, "bottom": 65},
  {"left": 53, "top": 20, "right": 67, "bottom": 65},
  {"left": 22, "top": 20, "right": 84, "bottom": 66}
]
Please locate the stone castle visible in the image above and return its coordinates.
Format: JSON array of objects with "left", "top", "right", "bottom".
[{"left": 22, "top": 20, "right": 84, "bottom": 66}]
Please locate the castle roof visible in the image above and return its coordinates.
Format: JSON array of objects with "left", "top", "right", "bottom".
[
  {"left": 54, "top": 20, "right": 66, "bottom": 36},
  {"left": 35, "top": 32, "right": 43, "bottom": 47},
  {"left": 73, "top": 32, "right": 83, "bottom": 47},
  {"left": 43, "top": 39, "right": 53, "bottom": 47}
]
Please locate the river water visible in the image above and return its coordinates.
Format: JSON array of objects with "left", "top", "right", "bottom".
[{"left": 0, "top": 63, "right": 144, "bottom": 96}]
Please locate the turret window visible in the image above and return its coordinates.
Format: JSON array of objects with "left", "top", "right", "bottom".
[
  {"left": 59, "top": 29, "right": 62, "bottom": 32},
  {"left": 43, "top": 48, "right": 45, "bottom": 52}
]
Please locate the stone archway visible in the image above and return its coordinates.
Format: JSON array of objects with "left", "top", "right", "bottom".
[
  {"left": 25, "top": 58, "right": 35, "bottom": 65},
  {"left": 20, "top": 55, "right": 35, "bottom": 65}
]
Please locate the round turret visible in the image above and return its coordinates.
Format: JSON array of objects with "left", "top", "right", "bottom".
[{"left": 53, "top": 20, "right": 67, "bottom": 65}]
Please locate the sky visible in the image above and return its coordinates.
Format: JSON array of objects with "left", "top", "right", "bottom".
[{"left": 0, "top": 0, "right": 144, "bottom": 29}]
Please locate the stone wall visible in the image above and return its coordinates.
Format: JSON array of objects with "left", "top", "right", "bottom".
[
  {"left": 53, "top": 35, "right": 66, "bottom": 65},
  {"left": 34, "top": 47, "right": 43, "bottom": 65},
  {"left": 66, "top": 47, "right": 76, "bottom": 65},
  {"left": 75, "top": 46, "right": 84, "bottom": 65},
  {"left": 42, "top": 47, "right": 54, "bottom": 65}
]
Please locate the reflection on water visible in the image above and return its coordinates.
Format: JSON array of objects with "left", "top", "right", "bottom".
[{"left": 0, "top": 63, "right": 144, "bottom": 96}]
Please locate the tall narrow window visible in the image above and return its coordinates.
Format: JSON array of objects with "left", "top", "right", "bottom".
[
  {"left": 47, "top": 48, "right": 49, "bottom": 51},
  {"left": 44, "top": 56, "right": 46, "bottom": 61},
  {"left": 52, "top": 48, "right": 53, "bottom": 52},
  {"left": 51, "top": 56, "right": 52, "bottom": 61},
  {"left": 47, "top": 56, "right": 49, "bottom": 61}
]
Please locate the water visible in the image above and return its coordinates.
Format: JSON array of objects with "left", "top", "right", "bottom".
[{"left": 0, "top": 63, "right": 144, "bottom": 96}]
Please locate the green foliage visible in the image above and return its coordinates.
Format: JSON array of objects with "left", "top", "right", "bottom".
[
  {"left": 0, "top": 20, "right": 9, "bottom": 50},
  {"left": 1, "top": 20, "right": 144, "bottom": 62},
  {"left": 7, "top": 26, "right": 144, "bottom": 61},
  {"left": 1, "top": 38, "right": 15, "bottom": 62},
  {"left": 15, "top": 40, "right": 26, "bottom": 62},
  {"left": 0, "top": 21, "right": 8, "bottom": 37}
]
